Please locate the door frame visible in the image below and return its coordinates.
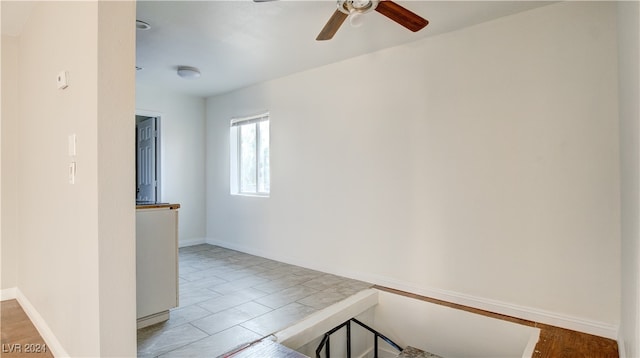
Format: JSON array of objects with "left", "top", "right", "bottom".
[{"left": 136, "top": 109, "right": 162, "bottom": 203}]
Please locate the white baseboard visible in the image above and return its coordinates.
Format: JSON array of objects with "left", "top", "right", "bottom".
[
  {"left": 7, "top": 288, "right": 70, "bottom": 358},
  {"left": 205, "top": 238, "right": 619, "bottom": 340},
  {"left": 204, "top": 237, "right": 224, "bottom": 246},
  {"left": 1, "top": 287, "right": 17, "bottom": 300},
  {"left": 179, "top": 237, "right": 206, "bottom": 248},
  {"left": 364, "top": 276, "right": 619, "bottom": 340},
  {"left": 206, "top": 238, "right": 277, "bottom": 257}
]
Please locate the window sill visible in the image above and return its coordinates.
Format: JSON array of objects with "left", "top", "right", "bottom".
[{"left": 231, "top": 192, "right": 270, "bottom": 198}]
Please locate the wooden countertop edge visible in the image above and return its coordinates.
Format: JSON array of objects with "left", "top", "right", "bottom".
[{"left": 136, "top": 203, "right": 181, "bottom": 210}]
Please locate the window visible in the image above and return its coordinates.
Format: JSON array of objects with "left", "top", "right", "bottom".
[{"left": 230, "top": 113, "right": 270, "bottom": 196}]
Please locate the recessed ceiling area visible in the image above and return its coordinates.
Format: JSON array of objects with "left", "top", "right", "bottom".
[{"left": 135, "top": 1, "right": 554, "bottom": 98}]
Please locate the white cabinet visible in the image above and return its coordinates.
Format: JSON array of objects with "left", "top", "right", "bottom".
[{"left": 136, "top": 205, "right": 179, "bottom": 328}]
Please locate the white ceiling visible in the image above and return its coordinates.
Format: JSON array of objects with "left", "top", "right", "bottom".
[
  {"left": 2, "top": 1, "right": 554, "bottom": 98},
  {"left": 136, "top": 1, "right": 554, "bottom": 98}
]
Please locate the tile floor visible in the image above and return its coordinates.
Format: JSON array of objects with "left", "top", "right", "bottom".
[{"left": 137, "top": 244, "right": 372, "bottom": 357}]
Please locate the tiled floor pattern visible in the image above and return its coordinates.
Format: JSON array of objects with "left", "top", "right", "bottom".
[{"left": 137, "top": 244, "right": 372, "bottom": 357}]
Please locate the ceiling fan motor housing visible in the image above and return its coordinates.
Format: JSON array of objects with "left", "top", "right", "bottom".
[{"left": 337, "top": 0, "right": 379, "bottom": 15}]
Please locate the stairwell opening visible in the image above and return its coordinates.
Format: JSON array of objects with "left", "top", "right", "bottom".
[{"left": 273, "top": 288, "right": 540, "bottom": 358}]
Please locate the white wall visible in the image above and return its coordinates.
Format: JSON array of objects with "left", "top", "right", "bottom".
[
  {"left": 136, "top": 84, "right": 206, "bottom": 245},
  {"left": 206, "top": 2, "right": 620, "bottom": 335},
  {"left": 618, "top": 1, "right": 640, "bottom": 356},
  {"left": 1, "top": 2, "right": 136, "bottom": 356},
  {"left": 97, "top": 2, "right": 137, "bottom": 355},
  {"left": 1, "top": 34, "right": 19, "bottom": 290},
  {"left": 372, "top": 290, "right": 537, "bottom": 357}
]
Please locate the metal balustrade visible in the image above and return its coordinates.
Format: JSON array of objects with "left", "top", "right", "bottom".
[{"left": 315, "top": 318, "right": 402, "bottom": 358}]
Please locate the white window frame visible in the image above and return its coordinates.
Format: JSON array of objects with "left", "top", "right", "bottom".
[{"left": 230, "top": 112, "right": 270, "bottom": 197}]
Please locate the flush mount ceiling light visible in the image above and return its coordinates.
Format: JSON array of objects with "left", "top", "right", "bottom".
[
  {"left": 177, "top": 66, "right": 201, "bottom": 79},
  {"left": 136, "top": 20, "right": 151, "bottom": 30}
]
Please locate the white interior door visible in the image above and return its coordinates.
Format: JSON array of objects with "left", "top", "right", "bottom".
[{"left": 137, "top": 117, "right": 157, "bottom": 202}]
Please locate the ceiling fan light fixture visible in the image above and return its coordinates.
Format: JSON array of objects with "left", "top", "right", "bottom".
[
  {"left": 177, "top": 66, "right": 201, "bottom": 79},
  {"left": 349, "top": 10, "right": 365, "bottom": 28}
]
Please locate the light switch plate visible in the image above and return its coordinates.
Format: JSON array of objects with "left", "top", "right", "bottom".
[
  {"left": 57, "top": 71, "right": 69, "bottom": 90},
  {"left": 69, "top": 162, "right": 76, "bottom": 184}
]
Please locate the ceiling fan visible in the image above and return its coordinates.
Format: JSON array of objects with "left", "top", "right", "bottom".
[
  {"left": 316, "top": 0, "right": 428, "bottom": 41},
  {"left": 254, "top": 0, "right": 428, "bottom": 41}
]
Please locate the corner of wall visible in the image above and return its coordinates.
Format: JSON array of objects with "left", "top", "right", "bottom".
[
  {"left": 14, "top": 288, "right": 70, "bottom": 358},
  {"left": 1, "top": 34, "right": 20, "bottom": 291},
  {"left": 96, "top": 1, "right": 137, "bottom": 356},
  {"left": 618, "top": 336, "right": 627, "bottom": 358},
  {"left": 180, "top": 237, "right": 207, "bottom": 247},
  {"left": 0, "top": 287, "right": 16, "bottom": 301},
  {"left": 617, "top": 1, "right": 640, "bottom": 357}
]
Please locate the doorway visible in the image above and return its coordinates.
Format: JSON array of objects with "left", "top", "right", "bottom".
[{"left": 136, "top": 114, "right": 161, "bottom": 203}]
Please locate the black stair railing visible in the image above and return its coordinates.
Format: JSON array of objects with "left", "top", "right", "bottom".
[{"left": 315, "top": 318, "right": 402, "bottom": 358}]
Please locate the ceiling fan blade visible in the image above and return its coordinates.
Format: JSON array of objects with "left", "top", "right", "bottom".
[
  {"left": 375, "top": 0, "right": 428, "bottom": 32},
  {"left": 316, "top": 10, "right": 348, "bottom": 41}
]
